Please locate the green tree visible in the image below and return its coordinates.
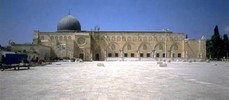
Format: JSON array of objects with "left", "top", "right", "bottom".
[
  {"left": 223, "top": 34, "right": 229, "bottom": 58},
  {"left": 206, "top": 39, "right": 213, "bottom": 59},
  {"left": 210, "top": 25, "right": 224, "bottom": 60}
]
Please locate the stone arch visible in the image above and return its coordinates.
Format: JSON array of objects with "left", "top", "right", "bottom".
[
  {"left": 122, "top": 42, "right": 135, "bottom": 58},
  {"left": 68, "top": 36, "right": 71, "bottom": 40},
  {"left": 55, "top": 36, "right": 58, "bottom": 40},
  {"left": 154, "top": 42, "right": 165, "bottom": 58},
  {"left": 50, "top": 36, "right": 54, "bottom": 40},
  {"left": 91, "top": 44, "right": 101, "bottom": 60},
  {"left": 92, "top": 43, "right": 101, "bottom": 54},
  {"left": 169, "top": 43, "right": 179, "bottom": 51},
  {"left": 154, "top": 42, "right": 164, "bottom": 51},
  {"left": 169, "top": 43, "right": 181, "bottom": 58},
  {"left": 138, "top": 42, "right": 151, "bottom": 51},
  {"left": 122, "top": 42, "right": 135, "bottom": 51}
]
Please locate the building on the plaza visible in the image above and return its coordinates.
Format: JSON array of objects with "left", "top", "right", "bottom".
[
  {"left": 10, "top": 44, "right": 51, "bottom": 61},
  {"left": 14, "top": 14, "right": 207, "bottom": 61}
]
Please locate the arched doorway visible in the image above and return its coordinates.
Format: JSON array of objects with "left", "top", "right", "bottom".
[
  {"left": 154, "top": 43, "right": 164, "bottom": 58},
  {"left": 169, "top": 44, "right": 179, "bottom": 58},
  {"left": 95, "top": 53, "right": 99, "bottom": 61},
  {"left": 79, "top": 53, "right": 84, "bottom": 60}
]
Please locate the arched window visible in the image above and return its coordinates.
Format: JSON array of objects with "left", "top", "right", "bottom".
[
  {"left": 55, "top": 36, "right": 58, "bottom": 40},
  {"left": 108, "top": 53, "right": 112, "bottom": 57},
  {"left": 68, "top": 36, "right": 71, "bottom": 40}
]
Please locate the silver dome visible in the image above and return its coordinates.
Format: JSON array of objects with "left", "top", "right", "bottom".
[{"left": 57, "top": 15, "right": 81, "bottom": 31}]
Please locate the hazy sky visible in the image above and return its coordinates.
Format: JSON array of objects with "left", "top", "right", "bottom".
[{"left": 0, "top": 0, "right": 229, "bottom": 46}]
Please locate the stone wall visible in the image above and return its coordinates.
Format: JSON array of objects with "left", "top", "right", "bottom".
[
  {"left": 33, "top": 30, "right": 206, "bottom": 61},
  {"left": 184, "top": 39, "right": 206, "bottom": 59},
  {"left": 38, "top": 31, "right": 91, "bottom": 60},
  {"left": 91, "top": 31, "right": 187, "bottom": 61},
  {"left": 11, "top": 44, "right": 51, "bottom": 61}
]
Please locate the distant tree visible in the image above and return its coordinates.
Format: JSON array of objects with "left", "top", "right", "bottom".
[
  {"left": 223, "top": 34, "right": 228, "bottom": 40},
  {"left": 206, "top": 39, "right": 213, "bottom": 59},
  {"left": 223, "top": 34, "right": 229, "bottom": 58},
  {"left": 209, "top": 25, "right": 224, "bottom": 60},
  {"left": 214, "top": 25, "right": 220, "bottom": 35}
]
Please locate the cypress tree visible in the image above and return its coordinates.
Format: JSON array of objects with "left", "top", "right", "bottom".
[
  {"left": 223, "top": 34, "right": 229, "bottom": 58},
  {"left": 223, "top": 34, "right": 228, "bottom": 40},
  {"left": 214, "top": 25, "right": 220, "bottom": 36},
  {"left": 210, "top": 25, "right": 223, "bottom": 60},
  {"left": 206, "top": 39, "right": 213, "bottom": 59}
]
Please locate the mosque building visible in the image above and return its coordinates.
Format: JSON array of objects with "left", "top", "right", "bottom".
[{"left": 11, "top": 14, "right": 206, "bottom": 61}]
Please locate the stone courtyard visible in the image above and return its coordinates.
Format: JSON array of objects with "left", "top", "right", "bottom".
[{"left": 1, "top": 61, "right": 229, "bottom": 100}]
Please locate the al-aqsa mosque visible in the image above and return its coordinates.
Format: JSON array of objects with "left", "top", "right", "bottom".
[{"left": 11, "top": 14, "right": 206, "bottom": 61}]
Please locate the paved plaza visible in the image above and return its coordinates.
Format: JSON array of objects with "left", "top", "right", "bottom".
[{"left": 1, "top": 61, "right": 229, "bottom": 100}]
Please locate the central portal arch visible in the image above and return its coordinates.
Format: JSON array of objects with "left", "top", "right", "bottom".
[
  {"left": 95, "top": 53, "right": 100, "bottom": 61},
  {"left": 79, "top": 53, "right": 84, "bottom": 60}
]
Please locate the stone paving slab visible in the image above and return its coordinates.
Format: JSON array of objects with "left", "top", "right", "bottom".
[{"left": 1, "top": 61, "right": 229, "bottom": 100}]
